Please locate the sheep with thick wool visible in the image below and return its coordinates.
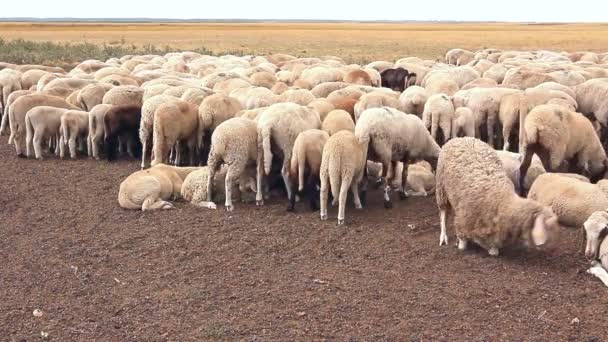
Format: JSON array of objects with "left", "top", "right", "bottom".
[
  {"left": 321, "top": 109, "right": 355, "bottom": 136},
  {"left": 399, "top": 85, "right": 428, "bottom": 117},
  {"left": 436, "top": 137, "right": 559, "bottom": 256},
  {"left": 519, "top": 104, "right": 607, "bottom": 191},
  {"left": 198, "top": 93, "right": 243, "bottom": 162},
  {"left": 139, "top": 94, "right": 180, "bottom": 168},
  {"left": 354, "top": 92, "right": 402, "bottom": 121},
  {"left": 355, "top": 107, "right": 440, "bottom": 208},
  {"left": 451, "top": 107, "right": 476, "bottom": 139},
  {"left": 319, "top": 130, "right": 368, "bottom": 225},
  {"left": 206, "top": 117, "right": 261, "bottom": 211}
]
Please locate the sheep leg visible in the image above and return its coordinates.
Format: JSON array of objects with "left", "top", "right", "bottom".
[
  {"left": 439, "top": 209, "right": 448, "bottom": 246},
  {"left": 337, "top": 174, "right": 352, "bottom": 225},
  {"left": 142, "top": 197, "right": 175, "bottom": 211},
  {"left": 69, "top": 135, "right": 78, "bottom": 159},
  {"left": 255, "top": 153, "right": 264, "bottom": 206},
  {"left": 141, "top": 137, "right": 148, "bottom": 169},
  {"left": 399, "top": 161, "right": 409, "bottom": 200},
  {"left": 457, "top": 238, "right": 468, "bottom": 251},
  {"left": 518, "top": 146, "right": 536, "bottom": 196},
  {"left": 307, "top": 174, "right": 320, "bottom": 211},
  {"left": 191, "top": 200, "right": 217, "bottom": 210},
  {"left": 487, "top": 114, "right": 496, "bottom": 148},
  {"left": 225, "top": 163, "right": 243, "bottom": 212},
  {"left": 59, "top": 135, "right": 66, "bottom": 159},
  {"left": 320, "top": 168, "right": 329, "bottom": 221},
  {"left": 33, "top": 132, "right": 44, "bottom": 160},
  {"left": 488, "top": 247, "right": 500, "bottom": 257},
  {"left": 351, "top": 182, "right": 362, "bottom": 209},
  {"left": 281, "top": 163, "right": 293, "bottom": 201},
  {"left": 383, "top": 161, "right": 397, "bottom": 208}
]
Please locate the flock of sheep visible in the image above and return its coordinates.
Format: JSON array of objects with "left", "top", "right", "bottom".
[{"left": 2, "top": 47, "right": 608, "bottom": 287}]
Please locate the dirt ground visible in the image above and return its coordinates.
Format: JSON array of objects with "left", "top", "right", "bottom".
[{"left": 0, "top": 135, "right": 607, "bottom": 341}]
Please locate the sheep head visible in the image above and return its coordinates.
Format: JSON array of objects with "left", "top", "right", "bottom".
[
  {"left": 529, "top": 207, "right": 560, "bottom": 248},
  {"left": 584, "top": 211, "right": 608, "bottom": 260}
]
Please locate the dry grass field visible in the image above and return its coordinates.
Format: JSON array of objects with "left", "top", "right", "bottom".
[{"left": 1, "top": 22, "right": 608, "bottom": 63}]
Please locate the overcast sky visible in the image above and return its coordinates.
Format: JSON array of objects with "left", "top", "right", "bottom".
[{"left": 3, "top": 0, "right": 608, "bottom": 22}]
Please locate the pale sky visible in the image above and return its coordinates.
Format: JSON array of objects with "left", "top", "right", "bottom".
[{"left": 3, "top": 0, "right": 608, "bottom": 22}]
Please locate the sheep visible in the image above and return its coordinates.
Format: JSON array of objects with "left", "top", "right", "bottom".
[
  {"left": 180, "top": 87, "right": 215, "bottom": 106},
  {"left": 436, "top": 137, "right": 559, "bottom": 256},
  {"left": 445, "top": 49, "right": 468, "bottom": 65},
  {"left": 181, "top": 166, "right": 257, "bottom": 209},
  {"left": 59, "top": 110, "right": 89, "bottom": 159},
  {"left": 249, "top": 71, "right": 277, "bottom": 89},
  {"left": 0, "top": 69, "right": 22, "bottom": 118},
  {"left": 24, "top": 106, "right": 69, "bottom": 159},
  {"left": 307, "top": 99, "right": 335, "bottom": 122},
  {"left": 0, "top": 89, "right": 34, "bottom": 137},
  {"left": 270, "top": 82, "right": 289, "bottom": 95},
  {"left": 451, "top": 107, "right": 476, "bottom": 138},
  {"left": 354, "top": 92, "right": 402, "bottom": 122},
  {"left": 102, "top": 85, "right": 144, "bottom": 107},
  {"left": 213, "top": 78, "right": 252, "bottom": 95},
  {"left": 519, "top": 104, "right": 608, "bottom": 192},
  {"left": 380, "top": 67, "right": 413, "bottom": 92},
  {"left": 343, "top": 69, "right": 373, "bottom": 86},
  {"left": 118, "top": 164, "right": 200, "bottom": 211},
  {"left": 257, "top": 102, "right": 322, "bottom": 204},
  {"left": 398, "top": 85, "right": 428, "bottom": 116},
  {"left": 310, "top": 81, "right": 349, "bottom": 98},
  {"left": 279, "top": 88, "right": 315, "bottom": 105},
  {"left": 461, "top": 77, "right": 498, "bottom": 90},
  {"left": 206, "top": 117, "right": 261, "bottom": 211},
  {"left": 405, "top": 161, "right": 435, "bottom": 197},
  {"left": 496, "top": 150, "right": 546, "bottom": 193},
  {"left": 422, "top": 94, "right": 455, "bottom": 145},
  {"left": 321, "top": 109, "right": 355, "bottom": 136},
  {"left": 319, "top": 130, "right": 367, "bottom": 225},
  {"left": 87, "top": 104, "right": 112, "bottom": 160},
  {"left": 503, "top": 69, "right": 557, "bottom": 89},
  {"left": 104, "top": 105, "right": 142, "bottom": 161},
  {"left": 575, "top": 79, "right": 608, "bottom": 130},
  {"left": 139, "top": 95, "right": 180, "bottom": 169},
  {"left": 527, "top": 173, "right": 608, "bottom": 229},
  {"left": 8, "top": 93, "right": 79, "bottom": 156},
  {"left": 288, "top": 129, "right": 329, "bottom": 212},
  {"left": 355, "top": 107, "right": 440, "bottom": 208},
  {"left": 583, "top": 211, "right": 608, "bottom": 271},
  {"left": 198, "top": 93, "right": 243, "bottom": 163},
  {"left": 230, "top": 86, "right": 278, "bottom": 109},
  {"left": 151, "top": 100, "right": 200, "bottom": 166}
]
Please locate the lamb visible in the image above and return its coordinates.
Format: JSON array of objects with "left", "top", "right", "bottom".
[
  {"left": 59, "top": 110, "right": 89, "bottom": 159},
  {"left": 398, "top": 85, "right": 428, "bottom": 116},
  {"left": 519, "top": 104, "right": 607, "bottom": 192},
  {"left": 436, "top": 137, "right": 559, "bottom": 256},
  {"left": 206, "top": 117, "right": 261, "bottom": 211},
  {"left": 24, "top": 106, "right": 69, "bottom": 159},
  {"left": 422, "top": 94, "right": 455, "bottom": 145},
  {"left": 118, "top": 164, "right": 199, "bottom": 211},
  {"left": 104, "top": 105, "right": 142, "bottom": 161},
  {"left": 288, "top": 129, "right": 329, "bottom": 211},
  {"left": 8, "top": 93, "right": 79, "bottom": 156},
  {"left": 451, "top": 107, "right": 476, "bottom": 138},
  {"left": 319, "top": 130, "right": 367, "bottom": 225},
  {"left": 355, "top": 107, "right": 440, "bottom": 208},
  {"left": 151, "top": 100, "right": 200, "bottom": 166},
  {"left": 405, "top": 161, "right": 435, "bottom": 197},
  {"left": 380, "top": 67, "right": 413, "bottom": 92},
  {"left": 181, "top": 166, "right": 257, "bottom": 209},
  {"left": 496, "top": 150, "right": 546, "bottom": 192},
  {"left": 527, "top": 173, "right": 608, "bottom": 228},
  {"left": 321, "top": 109, "right": 355, "bottom": 136},
  {"left": 87, "top": 104, "right": 112, "bottom": 159},
  {"left": 0, "top": 89, "right": 34, "bottom": 137},
  {"left": 256, "top": 102, "right": 322, "bottom": 204}
]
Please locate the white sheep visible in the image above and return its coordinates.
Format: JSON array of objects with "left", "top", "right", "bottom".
[
  {"left": 60, "top": 110, "right": 89, "bottom": 159},
  {"left": 436, "top": 137, "right": 559, "bottom": 256},
  {"left": 321, "top": 109, "right": 355, "bottom": 136},
  {"left": 422, "top": 94, "right": 455, "bottom": 144},
  {"left": 398, "top": 85, "right": 428, "bottom": 116},
  {"left": 319, "top": 130, "right": 367, "bottom": 225},
  {"left": 288, "top": 129, "right": 329, "bottom": 211},
  {"left": 355, "top": 107, "right": 440, "bottom": 208},
  {"left": 451, "top": 107, "right": 475, "bottom": 138},
  {"left": 87, "top": 104, "right": 112, "bottom": 160},
  {"left": 24, "top": 106, "right": 69, "bottom": 159}
]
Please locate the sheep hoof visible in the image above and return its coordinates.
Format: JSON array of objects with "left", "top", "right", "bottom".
[
  {"left": 225, "top": 204, "right": 234, "bottom": 212},
  {"left": 337, "top": 218, "right": 345, "bottom": 225},
  {"left": 383, "top": 200, "right": 393, "bottom": 209},
  {"left": 398, "top": 191, "right": 408, "bottom": 200},
  {"left": 286, "top": 204, "right": 295, "bottom": 212},
  {"left": 161, "top": 202, "right": 175, "bottom": 210},
  {"left": 488, "top": 247, "right": 499, "bottom": 257},
  {"left": 320, "top": 213, "right": 328, "bottom": 221},
  {"left": 439, "top": 233, "right": 448, "bottom": 246},
  {"left": 256, "top": 199, "right": 264, "bottom": 206},
  {"left": 16, "top": 153, "right": 26, "bottom": 159},
  {"left": 457, "top": 239, "right": 468, "bottom": 251}
]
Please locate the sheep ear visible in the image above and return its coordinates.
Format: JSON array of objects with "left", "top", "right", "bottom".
[{"left": 531, "top": 214, "right": 549, "bottom": 246}]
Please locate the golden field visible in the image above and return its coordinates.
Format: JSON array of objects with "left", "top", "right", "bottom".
[{"left": 1, "top": 22, "right": 608, "bottom": 63}]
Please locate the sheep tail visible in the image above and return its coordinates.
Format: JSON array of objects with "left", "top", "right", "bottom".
[
  {"left": 260, "top": 125, "right": 273, "bottom": 175},
  {"left": 328, "top": 151, "right": 341, "bottom": 201},
  {"left": 61, "top": 117, "right": 69, "bottom": 151},
  {"left": 289, "top": 146, "right": 306, "bottom": 192},
  {"left": 431, "top": 111, "right": 439, "bottom": 140},
  {"left": 524, "top": 121, "right": 539, "bottom": 145}
]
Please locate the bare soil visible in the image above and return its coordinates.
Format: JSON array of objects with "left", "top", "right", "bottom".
[{"left": 1, "top": 136, "right": 607, "bottom": 341}]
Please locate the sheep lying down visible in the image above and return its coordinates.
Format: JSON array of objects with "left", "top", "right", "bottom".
[{"left": 583, "top": 211, "right": 608, "bottom": 288}]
